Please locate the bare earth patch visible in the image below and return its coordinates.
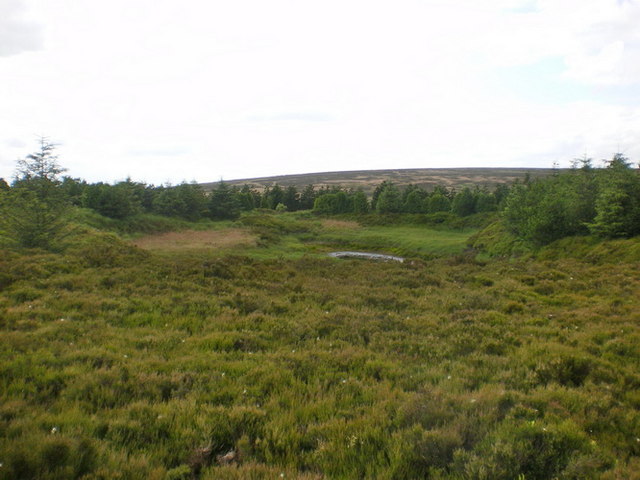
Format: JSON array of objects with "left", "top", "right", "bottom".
[
  {"left": 132, "top": 229, "right": 257, "bottom": 251},
  {"left": 321, "top": 219, "right": 361, "bottom": 230}
]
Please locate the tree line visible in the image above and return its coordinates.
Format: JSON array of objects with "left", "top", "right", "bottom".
[
  {"left": 502, "top": 154, "right": 640, "bottom": 245},
  {"left": 1, "top": 139, "right": 639, "bottom": 249},
  {"left": 312, "top": 181, "right": 509, "bottom": 216}
]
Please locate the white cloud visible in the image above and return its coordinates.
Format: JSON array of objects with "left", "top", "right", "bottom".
[
  {"left": 478, "top": 0, "right": 640, "bottom": 85},
  {"left": 0, "top": 0, "right": 42, "bottom": 56},
  {"left": 4, "top": 138, "right": 27, "bottom": 149},
  {"left": 0, "top": 0, "right": 638, "bottom": 184}
]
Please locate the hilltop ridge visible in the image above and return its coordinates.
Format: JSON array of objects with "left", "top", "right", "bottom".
[{"left": 202, "top": 167, "right": 560, "bottom": 194}]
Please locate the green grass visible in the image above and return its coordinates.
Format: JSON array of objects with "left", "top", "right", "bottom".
[
  {"left": 314, "top": 223, "right": 477, "bottom": 258},
  {"left": 233, "top": 212, "right": 477, "bottom": 260},
  {"left": 1, "top": 214, "right": 639, "bottom": 479},
  {"left": 74, "top": 208, "right": 231, "bottom": 237}
]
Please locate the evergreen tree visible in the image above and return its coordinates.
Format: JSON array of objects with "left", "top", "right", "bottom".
[
  {"left": 493, "top": 184, "right": 510, "bottom": 208},
  {"left": 313, "top": 192, "right": 350, "bottom": 214},
  {"left": 153, "top": 182, "right": 208, "bottom": 220},
  {"left": 313, "top": 194, "right": 338, "bottom": 214},
  {"left": 351, "top": 190, "right": 369, "bottom": 214},
  {"left": 237, "top": 184, "right": 259, "bottom": 211},
  {"left": 1, "top": 138, "right": 70, "bottom": 249},
  {"left": 208, "top": 181, "right": 241, "bottom": 219},
  {"left": 267, "top": 184, "right": 284, "bottom": 209},
  {"left": 83, "top": 181, "right": 142, "bottom": 219},
  {"left": 283, "top": 185, "right": 300, "bottom": 211},
  {"left": 299, "top": 184, "right": 316, "bottom": 210},
  {"left": 589, "top": 154, "right": 640, "bottom": 237},
  {"left": 474, "top": 191, "right": 497, "bottom": 213},
  {"left": 376, "top": 184, "right": 402, "bottom": 214},
  {"left": 371, "top": 181, "right": 394, "bottom": 211},
  {"left": 451, "top": 187, "right": 476, "bottom": 216},
  {"left": 152, "top": 185, "right": 186, "bottom": 218},
  {"left": 60, "top": 177, "right": 87, "bottom": 206},
  {"left": 426, "top": 193, "right": 451, "bottom": 214},
  {"left": 403, "top": 189, "right": 426, "bottom": 213}
]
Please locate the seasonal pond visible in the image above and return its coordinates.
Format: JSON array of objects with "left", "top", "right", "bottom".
[{"left": 328, "top": 251, "right": 405, "bottom": 262}]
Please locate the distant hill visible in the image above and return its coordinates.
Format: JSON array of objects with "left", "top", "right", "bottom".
[{"left": 201, "top": 167, "right": 561, "bottom": 195}]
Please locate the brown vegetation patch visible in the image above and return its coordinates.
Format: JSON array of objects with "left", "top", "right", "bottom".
[
  {"left": 321, "top": 219, "right": 361, "bottom": 230},
  {"left": 132, "top": 228, "right": 257, "bottom": 251},
  {"left": 203, "top": 167, "right": 559, "bottom": 195}
]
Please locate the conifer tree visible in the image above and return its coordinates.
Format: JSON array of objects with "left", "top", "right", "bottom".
[{"left": 0, "top": 138, "right": 70, "bottom": 249}]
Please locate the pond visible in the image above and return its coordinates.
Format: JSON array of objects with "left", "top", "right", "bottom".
[{"left": 328, "top": 251, "right": 405, "bottom": 262}]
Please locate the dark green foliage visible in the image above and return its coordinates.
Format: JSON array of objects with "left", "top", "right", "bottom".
[
  {"left": 588, "top": 155, "right": 640, "bottom": 237},
  {"left": 14, "top": 136, "right": 66, "bottom": 183},
  {"left": 0, "top": 187, "right": 70, "bottom": 249},
  {"left": 352, "top": 190, "right": 369, "bottom": 214},
  {"left": 0, "top": 139, "right": 71, "bottom": 249},
  {"left": 209, "top": 181, "right": 241, "bottom": 220},
  {"left": 82, "top": 181, "right": 142, "bottom": 219},
  {"left": 402, "top": 189, "right": 426, "bottom": 213},
  {"left": 313, "top": 192, "right": 351, "bottom": 214},
  {"left": 153, "top": 182, "right": 208, "bottom": 221},
  {"left": 260, "top": 184, "right": 284, "bottom": 210},
  {"left": 503, "top": 173, "right": 594, "bottom": 245},
  {"left": 371, "top": 180, "right": 394, "bottom": 211},
  {"left": 60, "top": 177, "right": 86, "bottom": 206},
  {"left": 502, "top": 155, "right": 640, "bottom": 245},
  {"left": 299, "top": 184, "right": 317, "bottom": 210},
  {"left": 375, "top": 183, "right": 402, "bottom": 213},
  {"left": 426, "top": 193, "right": 451, "bottom": 214},
  {"left": 236, "top": 184, "right": 261, "bottom": 211},
  {"left": 282, "top": 185, "right": 300, "bottom": 211},
  {"left": 474, "top": 190, "right": 497, "bottom": 212},
  {"left": 451, "top": 187, "right": 476, "bottom": 216}
]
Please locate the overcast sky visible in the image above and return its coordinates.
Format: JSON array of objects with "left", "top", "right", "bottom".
[{"left": 1, "top": 0, "right": 639, "bottom": 185}]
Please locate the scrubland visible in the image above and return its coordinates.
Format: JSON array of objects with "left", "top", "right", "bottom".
[{"left": 1, "top": 213, "right": 639, "bottom": 479}]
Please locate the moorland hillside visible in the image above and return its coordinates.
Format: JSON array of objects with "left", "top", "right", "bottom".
[{"left": 1, "top": 142, "right": 639, "bottom": 478}]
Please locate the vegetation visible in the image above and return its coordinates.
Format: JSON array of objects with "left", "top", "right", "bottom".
[
  {"left": 1, "top": 143, "right": 639, "bottom": 478},
  {"left": 201, "top": 167, "right": 558, "bottom": 196},
  {"left": 0, "top": 138, "right": 71, "bottom": 249},
  {"left": 501, "top": 154, "right": 640, "bottom": 246},
  {"left": 2, "top": 226, "right": 640, "bottom": 478}
]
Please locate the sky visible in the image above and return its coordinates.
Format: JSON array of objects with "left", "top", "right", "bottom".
[{"left": 1, "top": 0, "right": 639, "bottom": 185}]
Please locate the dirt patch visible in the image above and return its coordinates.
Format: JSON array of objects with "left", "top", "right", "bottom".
[
  {"left": 321, "top": 219, "right": 361, "bottom": 230},
  {"left": 132, "top": 229, "right": 257, "bottom": 251}
]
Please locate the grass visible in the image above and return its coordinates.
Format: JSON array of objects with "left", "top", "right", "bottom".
[
  {"left": 1, "top": 213, "right": 639, "bottom": 478},
  {"left": 314, "top": 220, "right": 476, "bottom": 258},
  {"left": 130, "top": 213, "right": 477, "bottom": 261}
]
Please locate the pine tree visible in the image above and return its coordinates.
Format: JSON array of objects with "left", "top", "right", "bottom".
[{"left": 0, "top": 138, "right": 71, "bottom": 249}]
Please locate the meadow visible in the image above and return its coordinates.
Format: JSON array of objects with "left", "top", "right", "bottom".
[{"left": 1, "top": 212, "right": 639, "bottom": 479}]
